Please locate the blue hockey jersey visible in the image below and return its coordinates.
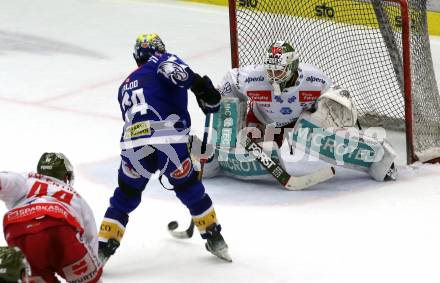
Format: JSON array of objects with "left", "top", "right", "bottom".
[{"left": 118, "top": 53, "right": 196, "bottom": 148}]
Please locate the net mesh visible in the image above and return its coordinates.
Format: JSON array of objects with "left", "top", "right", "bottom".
[{"left": 231, "top": 0, "right": 440, "bottom": 162}]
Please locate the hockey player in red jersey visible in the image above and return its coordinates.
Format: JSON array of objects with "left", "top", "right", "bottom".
[{"left": 0, "top": 153, "right": 102, "bottom": 283}]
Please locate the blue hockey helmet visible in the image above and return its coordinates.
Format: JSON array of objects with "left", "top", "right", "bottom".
[{"left": 133, "top": 33, "right": 166, "bottom": 66}]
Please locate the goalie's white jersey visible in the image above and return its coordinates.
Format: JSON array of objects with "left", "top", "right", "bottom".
[
  {"left": 218, "top": 63, "right": 333, "bottom": 126},
  {"left": 0, "top": 172, "right": 98, "bottom": 253}
]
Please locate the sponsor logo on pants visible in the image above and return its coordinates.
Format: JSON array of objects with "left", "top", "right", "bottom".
[{"left": 63, "top": 254, "right": 99, "bottom": 283}]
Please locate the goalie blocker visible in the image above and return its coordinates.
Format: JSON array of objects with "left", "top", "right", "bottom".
[{"left": 202, "top": 89, "right": 397, "bottom": 183}]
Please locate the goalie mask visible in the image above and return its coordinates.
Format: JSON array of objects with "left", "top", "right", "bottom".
[
  {"left": 133, "top": 33, "right": 166, "bottom": 66},
  {"left": 37, "top": 152, "right": 75, "bottom": 186},
  {"left": 264, "top": 41, "right": 299, "bottom": 95}
]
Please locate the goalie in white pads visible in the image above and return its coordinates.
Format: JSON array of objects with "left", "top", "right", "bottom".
[{"left": 203, "top": 40, "right": 397, "bottom": 183}]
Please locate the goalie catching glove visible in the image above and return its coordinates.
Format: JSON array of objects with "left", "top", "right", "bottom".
[{"left": 191, "top": 74, "right": 221, "bottom": 114}]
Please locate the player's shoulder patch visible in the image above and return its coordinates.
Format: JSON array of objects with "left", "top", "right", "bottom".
[{"left": 157, "top": 54, "right": 190, "bottom": 85}]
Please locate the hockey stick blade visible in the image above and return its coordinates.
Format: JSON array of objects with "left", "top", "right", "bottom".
[
  {"left": 168, "top": 220, "right": 195, "bottom": 239},
  {"left": 284, "top": 166, "right": 335, "bottom": 190},
  {"left": 242, "top": 136, "right": 336, "bottom": 190}
]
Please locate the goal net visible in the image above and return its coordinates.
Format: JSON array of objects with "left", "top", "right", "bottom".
[{"left": 228, "top": 0, "right": 440, "bottom": 164}]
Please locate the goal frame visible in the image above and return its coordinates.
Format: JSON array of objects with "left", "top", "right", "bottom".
[{"left": 228, "top": 0, "right": 422, "bottom": 164}]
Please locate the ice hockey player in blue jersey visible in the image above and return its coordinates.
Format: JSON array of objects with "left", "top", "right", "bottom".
[{"left": 98, "top": 33, "right": 231, "bottom": 263}]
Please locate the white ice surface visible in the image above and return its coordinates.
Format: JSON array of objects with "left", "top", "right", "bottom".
[{"left": 1, "top": 1, "right": 440, "bottom": 282}]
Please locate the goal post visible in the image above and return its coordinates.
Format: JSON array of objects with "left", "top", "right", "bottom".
[{"left": 228, "top": 0, "right": 440, "bottom": 164}]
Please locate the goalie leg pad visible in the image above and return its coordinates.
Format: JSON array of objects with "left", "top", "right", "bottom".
[
  {"left": 368, "top": 139, "right": 397, "bottom": 181},
  {"left": 217, "top": 141, "right": 285, "bottom": 181},
  {"left": 212, "top": 96, "right": 247, "bottom": 148},
  {"left": 201, "top": 154, "right": 221, "bottom": 178},
  {"left": 291, "top": 112, "right": 397, "bottom": 181},
  {"left": 212, "top": 96, "right": 288, "bottom": 181}
]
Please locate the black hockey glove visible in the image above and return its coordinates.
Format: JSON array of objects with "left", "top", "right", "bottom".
[{"left": 191, "top": 74, "right": 221, "bottom": 114}]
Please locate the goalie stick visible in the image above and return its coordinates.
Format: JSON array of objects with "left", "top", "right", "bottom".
[
  {"left": 167, "top": 114, "right": 211, "bottom": 239},
  {"left": 241, "top": 135, "right": 336, "bottom": 190}
]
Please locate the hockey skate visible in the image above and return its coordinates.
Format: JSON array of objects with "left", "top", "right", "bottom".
[
  {"left": 98, "top": 239, "right": 120, "bottom": 265},
  {"left": 384, "top": 163, "right": 397, "bottom": 181},
  {"left": 205, "top": 224, "right": 232, "bottom": 262}
]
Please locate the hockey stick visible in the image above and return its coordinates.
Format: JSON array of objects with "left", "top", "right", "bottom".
[
  {"left": 241, "top": 135, "right": 336, "bottom": 190},
  {"left": 168, "top": 114, "right": 212, "bottom": 239},
  {"left": 167, "top": 220, "right": 195, "bottom": 239}
]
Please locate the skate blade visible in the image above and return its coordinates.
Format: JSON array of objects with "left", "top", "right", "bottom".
[
  {"left": 98, "top": 252, "right": 109, "bottom": 266},
  {"left": 210, "top": 247, "right": 232, "bottom": 262}
]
